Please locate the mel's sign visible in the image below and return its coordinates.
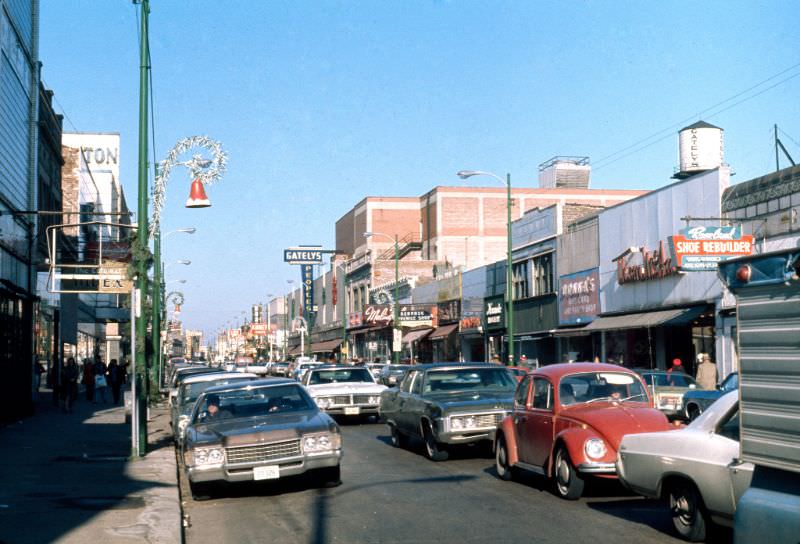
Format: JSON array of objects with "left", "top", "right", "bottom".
[
  {"left": 284, "top": 248, "right": 323, "bottom": 264},
  {"left": 670, "top": 226, "right": 754, "bottom": 271}
]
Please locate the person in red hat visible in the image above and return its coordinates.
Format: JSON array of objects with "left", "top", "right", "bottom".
[{"left": 668, "top": 357, "right": 686, "bottom": 374}]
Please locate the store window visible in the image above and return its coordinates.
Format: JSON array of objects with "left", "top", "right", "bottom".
[
  {"left": 532, "top": 252, "right": 554, "bottom": 296},
  {"left": 512, "top": 260, "right": 529, "bottom": 300}
]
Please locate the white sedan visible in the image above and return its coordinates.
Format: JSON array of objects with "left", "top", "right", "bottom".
[
  {"left": 616, "top": 390, "right": 753, "bottom": 541},
  {"left": 301, "top": 365, "right": 387, "bottom": 417}
]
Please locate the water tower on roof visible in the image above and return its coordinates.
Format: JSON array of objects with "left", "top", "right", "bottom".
[
  {"left": 538, "top": 156, "right": 591, "bottom": 189},
  {"left": 673, "top": 121, "right": 725, "bottom": 179}
]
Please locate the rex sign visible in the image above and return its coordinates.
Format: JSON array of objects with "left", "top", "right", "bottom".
[{"left": 670, "top": 226, "right": 754, "bottom": 271}]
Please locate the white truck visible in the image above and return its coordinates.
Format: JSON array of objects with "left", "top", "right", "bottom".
[{"left": 718, "top": 249, "right": 800, "bottom": 543}]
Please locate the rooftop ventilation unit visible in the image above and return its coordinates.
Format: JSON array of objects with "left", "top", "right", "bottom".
[{"left": 538, "top": 156, "right": 591, "bottom": 189}]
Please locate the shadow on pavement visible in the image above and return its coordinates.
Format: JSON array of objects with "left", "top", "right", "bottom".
[{"left": 0, "top": 388, "right": 174, "bottom": 544}]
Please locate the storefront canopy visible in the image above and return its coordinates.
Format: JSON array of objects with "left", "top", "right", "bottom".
[
  {"left": 311, "top": 339, "right": 343, "bottom": 353},
  {"left": 402, "top": 328, "right": 432, "bottom": 344},
  {"left": 288, "top": 344, "right": 303, "bottom": 356},
  {"left": 428, "top": 323, "right": 459, "bottom": 340},
  {"left": 584, "top": 305, "right": 708, "bottom": 332}
]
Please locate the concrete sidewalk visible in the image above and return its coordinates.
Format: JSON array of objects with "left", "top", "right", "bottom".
[{"left": 0, "top": 387, "right": 181, "bottom": 544}]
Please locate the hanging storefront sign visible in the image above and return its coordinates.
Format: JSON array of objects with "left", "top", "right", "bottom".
[
  {"left": 348, "top": 312, "right": 364, "bottom": 328},
  {"left": 249, "top": 323, "right": 268, "bottom": 336},
  {"left": 400, "top": 304, "right": 434, "bottom": 327},
  {"left": 301, "top": 264, "right": 315, "bottom": 315},
  {"left": 670, "top": 225, "right": 754, "bottom": 271},
  {"left": 437, "top": 300, "right": 461, "bottom": 324},
  {"left": 615, "top": 241, "right": 680, "bottom": 284},
  {"left": 363, "top": 304, "right": 434, "bottom": 327},
  {"left": 558, "top": 268, "right": 599, "bottom": 325},
  {"left": 484, "top": 296, "right": 505, "bottom": 330}
]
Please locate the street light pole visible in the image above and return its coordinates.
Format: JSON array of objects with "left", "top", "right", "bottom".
[
  {"left": 457, "top": 170, "right": 515, "bottom": 365},
  {"left": 134, "top": 0, "right": 151, "bottom": 457}
]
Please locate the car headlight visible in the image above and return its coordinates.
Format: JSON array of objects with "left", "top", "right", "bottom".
[
  {"left": 368, "top": 395, "right": 380, "bottom": 404},
  {"left": 193, "top": 447, "right": 224, "bottom": 466},
  {"left": 303, "top": 433, "right": 341, "bottom": 453},
  {"left": 584, "top": 438, "right": 607, "bottom": 460},
  {"left": 316, "top": 397, "right": 331, "bottom": 409},
  {"left": 450, "top": 416, "right": 478, "bottom": 430}
]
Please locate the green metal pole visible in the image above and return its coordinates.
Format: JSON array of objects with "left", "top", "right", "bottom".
[
  {"left": 393, "top": 235, "right": 400, "bottom": 365},
  {"left": 506, "top": 173, "right": 514, "bottom": 366},
  {"left": 135, "top": 0, "right": 150, "bottom": 456},
  {"left": 152, "top": 228, "right": 161, "bottom": 392}
]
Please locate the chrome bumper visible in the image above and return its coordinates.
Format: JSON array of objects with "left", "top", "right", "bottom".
[
  {"left": 576, "top": 461, "right": 616, "bottom": 474},
  {"left": 187, "top": 450, "right": 342, "bottom": 483}
]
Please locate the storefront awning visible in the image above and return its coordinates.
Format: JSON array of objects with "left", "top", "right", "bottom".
[
  {"left": 288, "top": 344, "right": 303, "bottom": 356},
  {"left": 403, "top": 328, "right": 432, "bottom": 344},
  {"left": 428, "top": 323, "right": 459, "bottom": 340},
  {"left": 552, "top": 327, "right": 591, "bottom": 337},
  {"left": 583, "top": 305, "right": 709, "bottom": 332},
  {"left": 311, "top": 339, "right": 343, "bottom": 353}
]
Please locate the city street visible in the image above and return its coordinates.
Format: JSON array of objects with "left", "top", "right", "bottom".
[{"left": 180, "top": 419, "right": 726, "bottom": 544}]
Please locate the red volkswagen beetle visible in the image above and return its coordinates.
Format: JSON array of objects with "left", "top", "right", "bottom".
[{"left": 494, "top": 363, "right": 671, "bottom": 500}]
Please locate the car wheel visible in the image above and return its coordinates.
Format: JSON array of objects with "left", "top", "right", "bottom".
[
  {"left": 686, "top": 404, "right": 701, "bottom": 421},
  {"left": 389, "top": 423, "right": 407, "bottom": 449},
  {"left": 495, "top": 435, "right": 516, "bottom": 481},
  {"left": 317, "top": 465, "right": 342, "bottom": 488},
  {"left": 422, "top": 422, "right": 448, "bottom": 462},
  {"left": 189, "top": 481, "right": 213, "bottom": 501},
  {"left": 669, "top": 480, "right": 707, "bottom": 542},
  {"left": 553, "top": 447, "right": 584, "bottom": 500}
]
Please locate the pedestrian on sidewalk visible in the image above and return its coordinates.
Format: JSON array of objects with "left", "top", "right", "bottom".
[
  {"left": 33, "top": 357, "right": 46, "bottom": 400},
  {"left": 108, "top": 359, "right": 123, "bottom": 404},
  {"left": 695, "top": 353, "right": 718, "bottom": 390},
  {"left": 93, "top": 358, "right": 108, "bottom": 404},
  {"left": 63, "top": 357, "right": 79, "bottom": 413},
  {"left": 83, "top": 358, "right": 95, "bottom": 401}
]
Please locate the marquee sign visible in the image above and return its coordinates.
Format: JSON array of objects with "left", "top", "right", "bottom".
[{"left": 670, "top": 226, "right": 754, "bottom": 271}]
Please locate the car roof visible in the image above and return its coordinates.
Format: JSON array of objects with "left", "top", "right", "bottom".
[
  {"left": 308, "top": 365, "right": 368, "bottom": 371},
  {"left": 413, "top": 362, "right": 505, "bottom": 371},
  {"left": 181, "top": 372, "right": 258, "bottom": 385},
  {"left": 532, "top": 362, "right": 642, "bottom": 381},
  {"left": 201, "top": 377, "right": 298, "bottom": 396}
]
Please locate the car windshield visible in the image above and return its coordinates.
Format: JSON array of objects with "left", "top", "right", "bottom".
[
  {"left": 195, "top": 384, "right": 315, "bottom": 423},
  {"left": 423, "top": 368, "right": 517, "bottom": 393},
  {"left": 308, "top": 368, "right": 374, "bottom": 384},
  {"left": 643, "top": 372, "right": 697, "bottom": 388},
  {"left": 559, "top": 372, "right": 648, "bottom": 406},
  {"left": 721, "top": 373, "right": 739, "bottom": 392},
  {"left": 181, "top": 377, "right": 253, "bottom": 404}
]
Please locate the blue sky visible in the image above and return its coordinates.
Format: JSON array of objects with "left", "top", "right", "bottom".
[{"left": 40, "top": 1, "right": 800, "bottom": 338}]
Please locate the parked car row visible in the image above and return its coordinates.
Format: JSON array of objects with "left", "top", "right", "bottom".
[
  {"left": 165, "top": 357, "right": 744, "bottom": 540},
  {"left": 377, "top": 361, "right": 745, "bottom": 542}
]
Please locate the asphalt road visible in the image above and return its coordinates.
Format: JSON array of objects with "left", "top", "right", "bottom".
[{"left": 180, "top": 419, "right": 731, "bottom": 544}]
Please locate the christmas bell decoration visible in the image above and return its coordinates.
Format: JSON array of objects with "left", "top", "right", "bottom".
[{"left": 185, "top": 179, "right": 211, "bottom": 208}]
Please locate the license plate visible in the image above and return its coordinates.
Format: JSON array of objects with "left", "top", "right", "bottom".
[
  {"left": 253, "top": 465, "right": 280, "bottom": 480},
  {"left": 344, "top": 407, "right": 360, "bottom": 415}
]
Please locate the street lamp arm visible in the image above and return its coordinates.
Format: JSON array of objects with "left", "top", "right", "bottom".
[{"left": 457, "top": 170, "right": 506, "bottom": 186}]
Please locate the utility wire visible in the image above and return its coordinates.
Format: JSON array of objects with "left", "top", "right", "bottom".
[
  {"left": 593, "top": 62, "right": 800, "bottom": 171},
  {"left": 779, "top": 127, "right": 800, "bottom": 150}
]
